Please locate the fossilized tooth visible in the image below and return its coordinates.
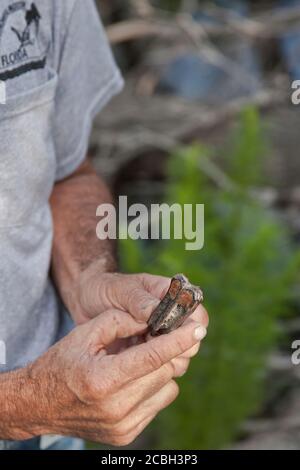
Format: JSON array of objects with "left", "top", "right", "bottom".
[{"left": 148, "top": 274, "right": 204, "bottom": 336}]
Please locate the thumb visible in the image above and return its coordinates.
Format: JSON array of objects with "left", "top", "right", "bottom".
[
  {"left": 127, "top": 289, "right": 161, "bottom": 322},
  {"left": 106, "top": 319, "right": 207, "bottom": 385},
  {"left": 120, "top": 275, "right": 171, "bottom": 322}
]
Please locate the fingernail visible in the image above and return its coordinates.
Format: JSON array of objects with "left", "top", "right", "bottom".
[{"left": 194, "top": 326, "right": 207, "bottom": 341}]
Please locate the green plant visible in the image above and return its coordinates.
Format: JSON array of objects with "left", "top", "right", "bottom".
[{"left": 120, "top": 108, "right": 300, "bottom": 449}]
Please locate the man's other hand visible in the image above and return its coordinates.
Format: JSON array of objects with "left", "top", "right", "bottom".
[{"left": 31, "top": 310, "right": 207, "bottom": 446}]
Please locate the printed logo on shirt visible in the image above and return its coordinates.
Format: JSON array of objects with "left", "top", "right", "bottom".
[{"left": 0, "top": 1, "right": 46, "bottom": 81}]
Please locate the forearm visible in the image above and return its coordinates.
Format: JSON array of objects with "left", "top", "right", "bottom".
[
  {"left": 50, "top": 159, "right": 117, "bottom": 320},
  {"left": 0, "top": 366, "right": 47, "bottom": 440}
]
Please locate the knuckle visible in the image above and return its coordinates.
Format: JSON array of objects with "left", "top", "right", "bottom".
[
  {"left": 169, "top": 380, "right": 180, "bottom": 400},
  {"left": 174, "top": 335, "right": 189, "bottom": 355},
  {"left": 186, "top": 343, "right": 201, "bottom": 358},
  {"left": 83, "top": 371, "right": 110, "bottom": 402},
  {"left": 110, "top": 433, "right": 134, "bottom": 448},
  {"left": 97, "top": 382, "right": 133, "bottom": 425},
  {"left": 111, "top": 420, "right": 131, "bottom": 439},
  {"left": 162, "top": 362, "right": 176, "bottom": 380},
  {"left": 146, "top": 346, "right": 164, "bottom": 370},
  {"left": 84, "top": 379, "right": 101, "bottom": 402},
  {"left": 127, "top": 286, "right": 143, "bottom": 312},
  {"left": 101, "top": 405, "right": 126, "bottom": 425},
  {"left": 69, "top": 367, "right": 97, "bottom": 403},
  {"left": 171, "top": 358, "right": 190, "bottom": 378},
  {"left": 131, "top": 286, "right": 143, "bottom": 301},
  {"left": 136, "top": 273, "right": 148, "bottom": 283},
  {"left": 89, "top": 374, "right": 103, "bottom": 396}
]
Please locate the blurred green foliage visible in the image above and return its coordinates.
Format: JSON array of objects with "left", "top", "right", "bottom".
[{"left": 120, "top": 108, "right": 300, "bottom": 449}]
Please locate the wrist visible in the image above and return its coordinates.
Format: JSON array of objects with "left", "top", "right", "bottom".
[{"left": 0, "top": 363, "right": 52, "bottom": 440}]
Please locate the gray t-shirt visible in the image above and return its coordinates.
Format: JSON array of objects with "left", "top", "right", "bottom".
[{"left": 0, "top": 0, "right": 123, "bottom": 373}]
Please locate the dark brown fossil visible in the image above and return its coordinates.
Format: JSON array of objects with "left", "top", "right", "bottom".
[{"left": 148, "top": 274, "right": 203, "bottom": 336}]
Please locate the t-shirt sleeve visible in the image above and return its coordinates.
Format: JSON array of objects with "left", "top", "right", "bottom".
[{"left": 53, "top": 0, "right": 123, "bottom": 181}]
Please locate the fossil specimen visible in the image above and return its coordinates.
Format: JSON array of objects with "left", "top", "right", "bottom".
[{"left": 148, "top": 274, "right": 203, "bottom": 336}]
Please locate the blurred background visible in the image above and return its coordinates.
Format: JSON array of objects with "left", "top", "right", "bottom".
[{"left": 90, "top": 0, "right": 300, "bottom": 450}]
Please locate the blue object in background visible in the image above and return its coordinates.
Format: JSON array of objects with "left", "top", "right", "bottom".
[
  {"left": 158, "top": 54, "right": 222, "bottom": 101},
  {"left": 157, "top": 0, "right": 262, "bottom": 104},
  {"left": 278, "top": 0, "right": 300, "bottom": 80},
  {"left": 214, "top": 0, "right": 249, "bottom": 15}
]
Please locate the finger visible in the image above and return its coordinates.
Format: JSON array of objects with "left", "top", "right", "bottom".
[
  {"left": 104, "top": 362, "right": 175, "bottom": 420},
  {"left": 107, "top": 381, "right": 179, "bottom": 445},
  {"left": 127, "top": 289, "right": 160, "bottom": 322},
  {"left": 188, "top": 305, "right": 209, "bottom": 329},
  {"left": 124, "top": 274, "right": 171, "bottom": 322},
  {"left": 121, "top": 413, "right": 157, "bottom": 447},
  {"left": 126, "top": 274, "right": 171, "bottom": 322},
  {"left": 171, "top": 356, "right": 190, "bottom": 378},
  {"left": 86, "top": 310, "right": 147, "bottom": 350},
  {"left": 140, "top": 379, "right": 179, "bottom": 417},
  {"left": 100, "top": 274, "right": 169, "bottom": 323},
  {"left": 103, "top": 320, "right": 207, "bottom": 386},
  {"left": 123, "top": 380, "right": 179, "bottom": 434},
  {"left": 138, "top": 274, "right": 172, "bottom": 300},
  {"left": 105, "top": 356, "right": 189, "bottom": 420},
  {"left": 176, "top": 305, "right": 208, "bottom": 360},
  {"left": 178, "top": 341, "right": 201, "bottom": 359},
  {"left": 109, "top": 413, "right": 157, "bottom": 448}
]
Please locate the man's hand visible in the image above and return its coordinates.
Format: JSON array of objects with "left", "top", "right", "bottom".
[
  {"left": 18, "top": 311, "right": 206, "bottom": 446},
  {"left": 71, "top": 265, "right": 208, "bottom": 327},
  {"left": 67, "top": 265, "right": 209, "bottom": 377}
]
